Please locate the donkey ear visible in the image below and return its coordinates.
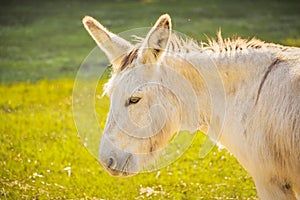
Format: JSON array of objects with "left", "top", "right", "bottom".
[
  {"left": 82, "top": 16, "right": 132, "bottom": 63},
  {"left": 139, "top": 14, "right": 172, "bottom": 64}
]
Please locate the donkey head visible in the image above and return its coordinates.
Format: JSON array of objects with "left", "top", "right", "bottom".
[{"left": 83, "top": 14, "right": 190, "bottom": 176}]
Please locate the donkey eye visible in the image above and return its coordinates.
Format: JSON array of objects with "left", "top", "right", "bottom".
[{"left": 129, "top": 96, "right": 141, "bottom": 104}]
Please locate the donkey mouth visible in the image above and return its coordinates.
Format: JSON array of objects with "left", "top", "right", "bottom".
[
  {"left": 105, "top": 167, "right": 136, "bottom": 177},
  {"left": 101, "top": 154, "right": 137, "bottom": 177}
]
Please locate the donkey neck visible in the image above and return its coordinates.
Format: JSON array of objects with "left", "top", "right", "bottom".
[{"left": 164, "top": 44, "right": 279, "bottom": 140}]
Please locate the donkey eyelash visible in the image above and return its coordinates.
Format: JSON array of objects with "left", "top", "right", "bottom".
[{"left": 128, "top": 96, "right": 141, "bottom": 104}]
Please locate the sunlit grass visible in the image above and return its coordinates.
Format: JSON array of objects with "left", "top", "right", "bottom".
[{"left": 0, "top": 79, "right": 257, "bottom": 199}]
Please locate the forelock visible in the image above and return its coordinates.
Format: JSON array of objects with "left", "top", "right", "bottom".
[{"left": 118, "top": 48, "right": 139, "bottom": 72}]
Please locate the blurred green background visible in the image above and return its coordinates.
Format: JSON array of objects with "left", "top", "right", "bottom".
[{"left": 0, "top": 0, "right": 299, "bottom": 199}]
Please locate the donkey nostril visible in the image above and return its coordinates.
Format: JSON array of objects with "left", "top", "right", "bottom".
[{"left": 107, "top": 157, "right": 116, "bottom": 169}]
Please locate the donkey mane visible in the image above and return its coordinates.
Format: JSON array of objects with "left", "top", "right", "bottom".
[
  {"left": 129, "top": 31, "right": 287, "bottom": 56},
  {"left": 173, "top": 31, "right": 291, "bottom": 53},
  {"left": 104, "top": 31, "right": 287, "bottom": 96},
  {"left": 116, "top": 31, "right": 288, "bottom": 73}
]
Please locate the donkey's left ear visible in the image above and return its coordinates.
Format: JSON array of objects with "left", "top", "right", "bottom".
[{"left": 139, "top": 14, "right": 172, "bottom": 64}]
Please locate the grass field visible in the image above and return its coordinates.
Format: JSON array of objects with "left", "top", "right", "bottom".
[{"left": 1, "top": 0, "right": 299, "bottom": 199}]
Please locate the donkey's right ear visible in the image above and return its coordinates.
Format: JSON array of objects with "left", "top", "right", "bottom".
[
  {"left": 138, "top": 14, "right": 171, "bottom": 64},
  {"left": 82, "top": 16, "right": 132, "bottom": 63}
]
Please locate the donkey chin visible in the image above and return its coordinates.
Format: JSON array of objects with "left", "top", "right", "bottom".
[{"left": 101, "top": 164, "right": 137, "bottom": 177}]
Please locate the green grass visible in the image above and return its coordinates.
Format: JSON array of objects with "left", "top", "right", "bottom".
[
  {"left": 1, "top": 0, "right": 299, "bottom": 199},
  {"left": 0, "top": 80, "right": 256, "bottom": 199}
]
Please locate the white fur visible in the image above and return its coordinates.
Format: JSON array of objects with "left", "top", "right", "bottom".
[{"left": 83, "top": 14, "right": 300, "bottom": 199}]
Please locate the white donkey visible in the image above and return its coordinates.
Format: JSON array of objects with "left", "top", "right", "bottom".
[{"left": 82, "top": 14, "right": 300, "bottom": 199}]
